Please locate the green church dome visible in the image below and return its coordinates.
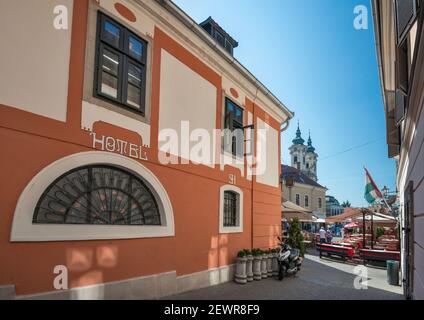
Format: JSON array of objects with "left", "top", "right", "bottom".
[
  {"left": 292, "top": 123, "right": 305, "bottom": 145},
  {"left": 307, "top": 132, "right": 315, "bottom": 153}
]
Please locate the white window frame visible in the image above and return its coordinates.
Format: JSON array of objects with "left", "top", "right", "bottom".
[
  {"left": 304, "top": 195, "right": 309, "bottom": 208},
  {"left": 295, "top": 194, "right": 300, "bottom": 206},
  {"left": 219, "top": 185, "right": 243, "bottom": 234},
  {"left": 10, "top": 151, "right": 175, "bottom": 242}
]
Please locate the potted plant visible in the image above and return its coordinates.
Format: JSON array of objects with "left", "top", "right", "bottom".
[
  {"left": 271, "top": 248, "right": 279, "bottom": 277},
  {"left": 252, "top": 249, "right": 262, "bottom": 281},
  {"left": 244, "top": 249, "right": 254, "bottom": 282},
  {"left": 234, "top": 250, "right": 247, "bottom": 284},
  {"left": 266, "top": 249, "right": 273, "bottom": 277},
  {"left": 261, "top": 249, "right": 268, "bottom": 279}
]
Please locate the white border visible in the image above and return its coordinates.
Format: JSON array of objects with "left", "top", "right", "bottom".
[
  {"left": 219, "top": 185, "right": 243, "bottom": 234},
  {"left": 10, "top": 151, "right": 174, "bottom": 242}
]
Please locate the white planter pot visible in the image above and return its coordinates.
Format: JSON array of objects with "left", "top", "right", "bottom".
[
  {"left": 267, "top": 254, "right": 273, "bottom": 277},
  {"left": 253, "top": 256, "right": 262, "bottom": 280},
  {"left": 234, "top": 257, "right": 247, "bottom": 284},
  {"left": 261, "top": 254, "right": 268, "bottom": 279},
  {"left": 246, "top": 255, "right": 254, "bottom": 282},
  {"left": 234, "top": 258, "right": 247, "bottom": 284},
  {"left": 272, "top": 253, "right": 279, "bottom": 277}
]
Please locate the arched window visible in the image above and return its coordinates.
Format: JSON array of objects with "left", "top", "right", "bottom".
[{"left": 33, "top": 165, "right": 161, "bottom": 226}]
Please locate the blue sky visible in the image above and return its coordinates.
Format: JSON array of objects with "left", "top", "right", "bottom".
[{"left": 173, "top": 0, "right": 396, "bottom": 207}]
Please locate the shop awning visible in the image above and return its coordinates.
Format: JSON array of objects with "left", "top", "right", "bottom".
[
  {"left": 325, "top": 207, "right": 363, "bottom": 223},
  {"left": 326, "top": 207, "right": 398, "bottom": 224},
  {"left": 282, "top": 201, "right": 315, "bottom": 222},
  {"left": 353, "top": 214, "right": 397, "bottom": 224}
]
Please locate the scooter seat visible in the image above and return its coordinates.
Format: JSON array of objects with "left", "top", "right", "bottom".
[{"left": 290, "top": 249, "right": 300, "bottom": 260}]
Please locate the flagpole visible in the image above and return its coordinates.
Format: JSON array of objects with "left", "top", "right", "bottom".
[{"left": 381, "top": 197, "right": 392, "bottom": 213}]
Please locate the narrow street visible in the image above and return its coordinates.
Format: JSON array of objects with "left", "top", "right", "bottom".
[{"left": 164, "top": 253, "right": 403, "bottom": 300}]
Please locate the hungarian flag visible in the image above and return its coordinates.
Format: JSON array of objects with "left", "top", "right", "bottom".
[{"left": 364, "top": 168, "right": 383, "bottom": 204}]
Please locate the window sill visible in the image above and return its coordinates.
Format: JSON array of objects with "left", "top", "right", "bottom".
[
  {"left": 94, "top": 92, "right": 146, "bottom": 118},
  {"left": 222, "top": 150, "right": 244, "bottom": 161},
  {"left": 219, "top": 226, "right": 243, "bottom": 234}
]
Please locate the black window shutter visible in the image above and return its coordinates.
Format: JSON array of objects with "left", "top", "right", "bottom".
[
  {"left": 397, "top": 41, "right": 409, "bottom": 94},
  {"left": 395, "top": 89, "right": 407, "bottom": 125},
  {"left": 394, "top": 0, "right": 418, "bottom": 44}
]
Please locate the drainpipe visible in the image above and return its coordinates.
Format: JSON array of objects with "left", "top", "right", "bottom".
[
  {"left": 250, "top": 91, "right": 257, "bottom": 250},
  {"left": 249, "top": 92, "right": 293, "bottom": 248},
  {"left": 280, "top": 118, "right": 290, "bottom": 133},
  {"left": 279, "top": 117, "right": 292, "bottom": 238}
]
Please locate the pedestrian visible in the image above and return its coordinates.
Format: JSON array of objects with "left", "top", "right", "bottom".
[
  {"left": 319, "top": 226, "right": 326, "bottom": 244},
  {"left": 326, "top": 228, "right": 333, "bottom": 244}
]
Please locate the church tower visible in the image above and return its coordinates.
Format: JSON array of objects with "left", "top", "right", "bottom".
[
  {"left": 289, "top": 123, "right": 319, "bottom": 182},
  {"left": 289, "top": 122, "right": 307, "bottom": 172},
  {"left": 305, "top": 132, "right": 318, "bottom": 181}
]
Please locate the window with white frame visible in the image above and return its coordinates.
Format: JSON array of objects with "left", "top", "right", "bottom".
[
  {"left": 223, "top": 191, "right": 238, "bottom": 227},
  {"left": 219, "top": 185, "right": 243, "bottom": 233},
  {"left": 10, "top": 151, "right": 175, "bottom": 242}
]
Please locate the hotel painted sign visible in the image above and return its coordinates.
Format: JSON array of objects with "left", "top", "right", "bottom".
[{"left": 90, "top": 132, "right": 148, "bottom": 161}]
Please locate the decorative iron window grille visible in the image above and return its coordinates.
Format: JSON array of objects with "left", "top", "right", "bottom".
[
  {"left": 33, "top": 165, "right": 161, "bottom": 225},
  {"left": 223, "top": 191, "right": 238, "bottom": 227}
]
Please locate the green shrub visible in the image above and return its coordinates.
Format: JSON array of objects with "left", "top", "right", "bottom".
[
  {"left": 237, "top": 250, "right": 247, "bottom": 258},
  {"left": 287, "top": 217, "right": 305, "bottom": 257},
  {"left": 252, "top": 248, "right": 264, "bottom": 256},
  {"left": 376, "top": 227, "right": 385, "bottom": 239}
]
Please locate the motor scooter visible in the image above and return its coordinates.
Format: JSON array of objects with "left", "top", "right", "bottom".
[{"left": 277, "top": 236, "right": 302, "bottom": 281}]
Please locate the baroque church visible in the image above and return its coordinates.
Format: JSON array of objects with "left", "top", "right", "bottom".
[
  {"left": 281, "top": 123, "right": 327, "bottom": 223},
  {"left": 289, "top": 122, "right": 318, "bottom": 182}
]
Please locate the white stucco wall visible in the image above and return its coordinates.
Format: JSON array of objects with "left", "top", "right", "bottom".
[
  {"left": 255, "top": 118, "right": 279, "bottom": 188},
  {"left": 158, "top": 49, "right": 217, "bottom": 167},
  {"left": 0, "top": 0, "right": 73, "bottom": 121}
]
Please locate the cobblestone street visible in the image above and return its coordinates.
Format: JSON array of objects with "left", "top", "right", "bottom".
[{"left": 164, "top": 254, "right": 404, "bottom": 300}]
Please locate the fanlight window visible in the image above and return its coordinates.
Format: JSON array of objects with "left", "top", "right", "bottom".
[{"left": 33, "top": 165, "right": 161, "bottom": 225}]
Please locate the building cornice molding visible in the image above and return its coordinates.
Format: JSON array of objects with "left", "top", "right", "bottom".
[{"left": 131, "top": 0, "right": 293, "bottom": 122}]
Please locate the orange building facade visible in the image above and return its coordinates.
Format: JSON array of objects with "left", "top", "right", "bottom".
[{"left": 0, "top": 0, "right": 293, "bottom": 299}]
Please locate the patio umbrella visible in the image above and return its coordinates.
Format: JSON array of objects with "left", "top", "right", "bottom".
[{"left": 344, "top": 222, "right": 359, "bottom": 229}]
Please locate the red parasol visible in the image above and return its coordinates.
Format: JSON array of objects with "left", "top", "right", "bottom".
[{"left": 344, "top": 222, "right": 360, "bottom": 229}]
